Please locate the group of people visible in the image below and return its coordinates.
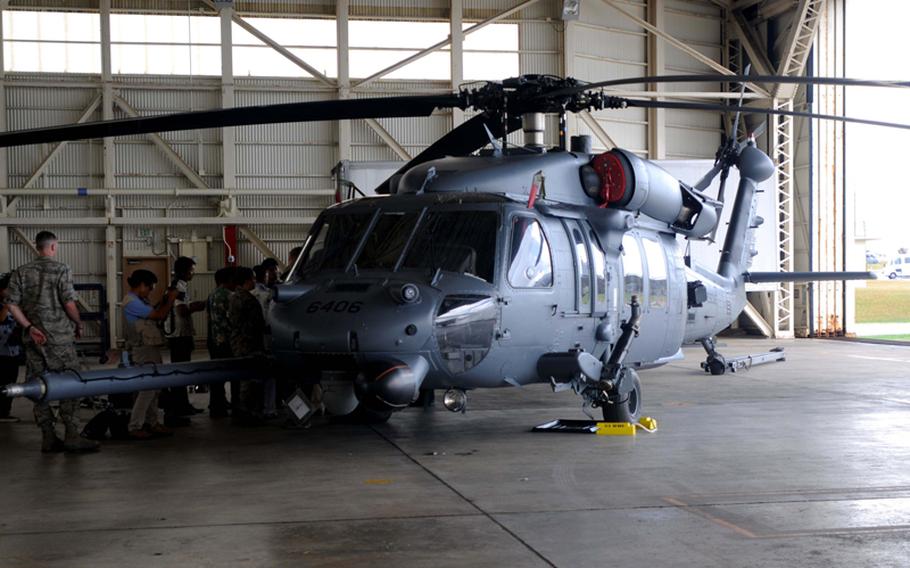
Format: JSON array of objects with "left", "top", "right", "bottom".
[{"left": 0, "top": 228, "right": 305, "bottom": 453}]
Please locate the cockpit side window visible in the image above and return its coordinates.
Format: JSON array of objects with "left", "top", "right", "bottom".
[
  {"left": 508, "top": 217, "right": 553, "bottom": 288},
  {"left": 402, "top": 211, "right": 498, "bottom": 283}
]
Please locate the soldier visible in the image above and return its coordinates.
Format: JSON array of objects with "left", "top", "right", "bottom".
[
  {"left": 0, "top": 273, "right": 22, "bottom": 424},
  {"left": 5, "top": 231, "right": 99, "bottom": 453},
  {"left": 205, "top": 266, "right": 235, "bottom": 418},
  {"left": 228, "top": 267, "right": 266, "bottom": 424}
]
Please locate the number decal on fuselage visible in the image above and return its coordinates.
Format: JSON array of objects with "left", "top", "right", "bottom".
[{"left": 306, "top": 300, "right": 363, "bottom": 314}]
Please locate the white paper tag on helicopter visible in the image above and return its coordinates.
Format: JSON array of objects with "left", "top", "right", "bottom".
[{"left": 286, "top": 389, "right": 314, "bottom": 422}]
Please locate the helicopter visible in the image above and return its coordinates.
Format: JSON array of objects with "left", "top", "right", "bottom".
[{"left": 1, "top": 73, "right": 900, "bottom": 423}]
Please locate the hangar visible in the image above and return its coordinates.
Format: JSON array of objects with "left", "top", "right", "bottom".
[{"left": 1, "top": 1, "right": 908, "bottom": 566}]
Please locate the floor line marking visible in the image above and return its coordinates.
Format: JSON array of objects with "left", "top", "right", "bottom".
[
  {"left": 757, "top": 524, "right": 910, "bottom": 539},
  {"left": 662, "top": 496, "right": 759, "bottom": 539},
  {"left": 371, "top": 425, "right": 558, "bottom": 568}
]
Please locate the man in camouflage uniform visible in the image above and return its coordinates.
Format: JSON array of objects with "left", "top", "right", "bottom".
[
  {"left": 6, "top": 231, "right": 99, "bottom": 453},
  {"left": 206, "top": 266, "right": 235, "bottom": 417},
  {"left": 228, "top": 267, "right": 266, "bottom": 424}
]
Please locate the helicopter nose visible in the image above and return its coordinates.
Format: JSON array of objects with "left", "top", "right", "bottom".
[{"left": 354, "top": 354, "right": 429, "bottom": 411}]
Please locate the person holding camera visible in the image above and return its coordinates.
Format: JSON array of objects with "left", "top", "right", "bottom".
[
  {"left": 161, "top": 256, "right": 206, "bottom": 426},
  {"left": 123, "top": 269, "right": 178, "bottom": 439}
]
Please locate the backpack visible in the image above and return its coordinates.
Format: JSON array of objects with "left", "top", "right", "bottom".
[{"left": 82, "top": 407, "right": 131, "bottom": 440}]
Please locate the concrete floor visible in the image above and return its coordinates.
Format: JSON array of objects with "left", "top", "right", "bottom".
[{"left": 1, "top": 337, "right": 910, "bottom": 567}]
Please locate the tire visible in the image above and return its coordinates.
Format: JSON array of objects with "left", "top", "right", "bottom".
[
  {"left": 707, "top": 358, "right": 726, "bottom": 376},
  {"left": 601, "top": 370, "right": 642, "bottom": 423},
  {"left": 889, "top": 272, "right": 898, "bottom": 280}
]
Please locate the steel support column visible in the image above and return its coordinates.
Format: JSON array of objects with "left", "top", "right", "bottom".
[
  {"left": 772, "top": 98, "right": 795, "bottom": 338},
  {"left": 220, "top": 3, "right": 236, "bottom": 191},
  {"left": 101, "top": 0, "right": 118, "bottom": 345},
  {"left": 337, "top": 1, "right": 351, "bottom": 163},
  {"left": 0, "top": 5, "right": 8, "bottom": 272},
  {"left": 646, "top": 0, "right": 666, "bottom": 160},
  {"left": 810, "top": 0, "right": 845, "bottom": 336},
  {"left": 450, "top": 0, "right": 465, "bottom": 127}
]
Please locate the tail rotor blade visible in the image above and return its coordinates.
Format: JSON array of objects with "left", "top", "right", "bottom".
[{"left": 693, "top": 163, "right": 724, "bottom": 191}]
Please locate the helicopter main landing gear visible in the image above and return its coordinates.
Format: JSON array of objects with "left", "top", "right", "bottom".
[
  {"left": 699, "top": 336, "right": 786, "bottom": 375},
  {"left": 537, "top": 296, "right": 645, "bottom": 423}
]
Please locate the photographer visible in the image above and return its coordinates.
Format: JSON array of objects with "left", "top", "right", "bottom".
[
  {"left": 161, "top": 256, "right": 206, "bottom": 426},
  {"left": 123, "top": 270, "right": 178, "bottom": 439}
]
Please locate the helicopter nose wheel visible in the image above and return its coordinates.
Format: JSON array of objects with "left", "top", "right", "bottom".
[
  {"left": 699, "top": 336, "right": 727, "bottom": 375},
  {"left": 601, "top": 369, "right": 642, "bottom": 423},
  {"left": 705, "top": 357, "right": 727, "bottom": 376}
]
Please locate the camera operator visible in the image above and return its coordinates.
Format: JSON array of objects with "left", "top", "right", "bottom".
[{"left": 161, "top": 256, "right": 206, "bottom": 426}]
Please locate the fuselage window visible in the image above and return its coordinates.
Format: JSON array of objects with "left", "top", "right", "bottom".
[
  {"left": 588, "top": 228, "right": 608, "bottom": 312},
  {"left": 508, "top": 217, "right": 553, "bottom": 288},
  {"left": 642, "top": 237, "right": 668, "bottom": 309},
  {"left": 571, "top": 223, "right": 592, "bottom": 312},
  {"left": 621, "top": 234, "right": 643, "bottom": 307}
]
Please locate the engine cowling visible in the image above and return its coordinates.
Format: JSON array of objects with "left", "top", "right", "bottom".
[{"left": 582, "top": 149, "right": 718, "bottom": 238}]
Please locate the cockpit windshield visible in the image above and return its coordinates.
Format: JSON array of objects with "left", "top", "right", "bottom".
[
  {"left": 401, "top": 211, "right": 497, "bottom": 282},
  {"left": 296, "top": 209, "right": 498, "bottom": 283}
]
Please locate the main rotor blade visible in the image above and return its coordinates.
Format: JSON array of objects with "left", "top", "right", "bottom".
[
  {"left": 374, "top": 112, "right": 521, "bottom": 194},
  {"left": 0, "top": 94, "right": 463, "bottom": 148},
  {"left": 548, "top": 74, "right": 910, "bottom": 98},
  {"left": 623, "top": 99, "right": 910, "bottom": 131}
]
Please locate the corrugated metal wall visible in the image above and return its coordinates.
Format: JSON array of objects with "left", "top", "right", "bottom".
[{"left": 571, "top": 0, "right": 723, "bottom": 158}]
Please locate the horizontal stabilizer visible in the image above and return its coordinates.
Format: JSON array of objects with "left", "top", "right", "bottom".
[{"left": 744, "top": 271, "right": 876, "bottom": 283}]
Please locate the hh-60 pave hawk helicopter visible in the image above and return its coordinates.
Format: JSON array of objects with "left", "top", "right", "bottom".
[{"left": 2, "top": 73, "right": 903, "bottom": 423}]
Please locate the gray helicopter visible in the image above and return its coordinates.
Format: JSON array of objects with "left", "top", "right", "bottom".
[{"left": 1, "top": 74, "right": 898, "bottom": 423}]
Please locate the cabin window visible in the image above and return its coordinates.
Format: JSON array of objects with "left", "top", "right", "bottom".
[
  {"left": 298, "top": 213, "right": 371, "bottom": 276},
  {"left": 508, "top": 217, "right": 553, "bottom": 288},
  {"left": 642, "top": 237, "right": 668, "bottom": 309},
  {"left": 570, "top": 222, "right": 593, "bottom": 312},
  {"left": 588, "top": 228, "right": 608, "bottom": 312},
  {"left": 402, "top": 211, "right": 498, "bottom": 283},
  {"left": 621, "top": 234, "right": 643, "bottom": 307},
  {"left": 356, "top": 212, "right": 420, "bottom": 270}
]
